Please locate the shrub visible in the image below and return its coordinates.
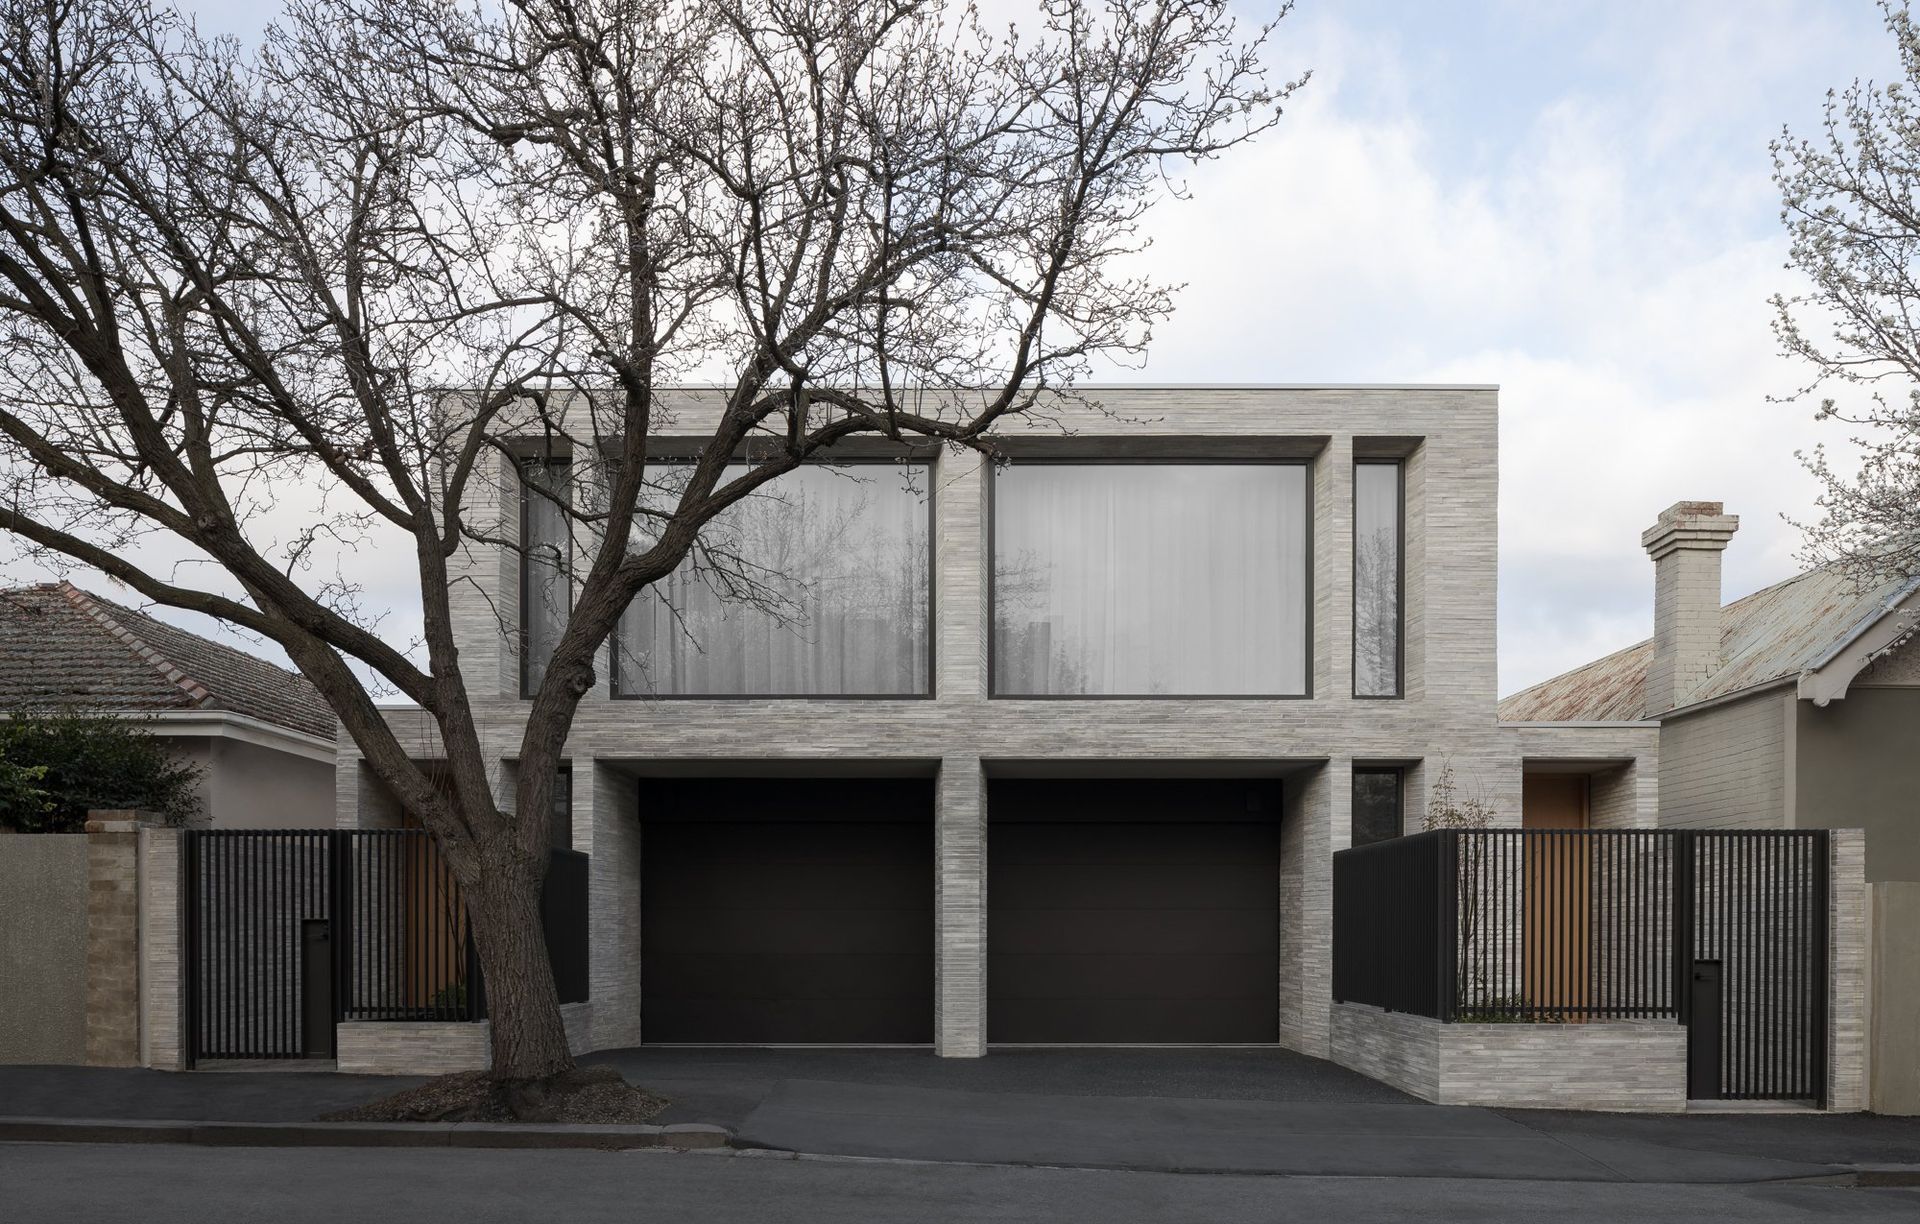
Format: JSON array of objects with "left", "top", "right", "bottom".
[{"left": 0, "top": 710, "right": 202, "bottom": 832}]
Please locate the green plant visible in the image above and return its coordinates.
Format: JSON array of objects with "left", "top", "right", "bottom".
[
  {"left": 0, "top": 758, "right": 51, "bottom": 828},
  {"left": 1455, "top": 996, "right": 1568, "bottom": 1025},
  {"left": 427, "top": 981, "right": 468, "bottom": 1013},
  {"left": 0, "top": 709, "right": 202, "bottom": 832}
]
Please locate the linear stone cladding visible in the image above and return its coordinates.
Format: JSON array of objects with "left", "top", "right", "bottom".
[
  {"left": 1830, "top": 829, "right": 1868, "bottom": 1112},
  {"left": 1500, "top": 724, "right": 1661, "bottom": 829},
  {"left": 1331, "top": 1004, "right": 1687, "bottom": 1111},
  {"left": 344, "top": 386, "right": 1568, "bottom": 1062},
  {"left": 335, "top": 1003, "right": 595, "bottom": 1075}
]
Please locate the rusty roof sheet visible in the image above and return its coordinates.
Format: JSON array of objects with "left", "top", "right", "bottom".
[{"left": 1500, "top": 564, "right": 1918, "bottom": 722}]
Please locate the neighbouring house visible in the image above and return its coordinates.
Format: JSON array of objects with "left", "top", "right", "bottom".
[
  {"left": 0, "top": 581, "right": 338, "bottom": 827},
  {"left": 1503, "top": 500, "right": 1917, "bottom": 1113},
  {"left": 1502, "top": 501, "right": 1920, "bottom": 881},
  {"left": 317, "top": 385, "right": 1867, "bottom": 1111}
]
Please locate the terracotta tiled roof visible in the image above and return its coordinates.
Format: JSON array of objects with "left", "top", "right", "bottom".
[
  {"left": 0, "top": 582, "right": 336, "bottom": 739},
  {"left": 1499, "top": 564, "right": 1918, "bottom": 723}
]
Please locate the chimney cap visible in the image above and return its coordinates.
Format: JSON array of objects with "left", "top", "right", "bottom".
[{"left": 1642, "top": 500, "right": 1739, "bottom": 560}]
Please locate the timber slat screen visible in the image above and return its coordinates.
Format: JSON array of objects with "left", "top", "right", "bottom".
[
  {"left": 1332, "top": 828, "right": 1829, "bottom": 1103},
  {"left": 186, "top": 830, "right": 588, "bottom": 1064}
]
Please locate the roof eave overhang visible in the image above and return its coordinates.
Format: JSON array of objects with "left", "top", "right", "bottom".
[
  {"left": 140, "top": 709, "right": 337, "bottom": 763},
  {"left": 1796, "top": 583, "right": 1920, "bottom": 707}
]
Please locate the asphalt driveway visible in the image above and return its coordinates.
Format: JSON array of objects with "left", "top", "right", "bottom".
[
  {"left": 583, "top": 1047, "right": 1920, "bottom": 1181},
  {"left": 586, "top": 1046, "right": 1415, "bottom": 1130}
]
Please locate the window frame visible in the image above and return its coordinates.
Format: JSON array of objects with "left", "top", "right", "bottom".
[
  {"left": 1351, "top": 459, "right": 1406, "bottom": 700},
  {"left": 519, "top": 455, "right": 573, "bottom": 700},
  {"left": 606, "top": 456, "right": 938, "bottom": 701},
  {"left": 986, "top": 457, "right": 1316, "bottom": 700},
  {"left": 1350, "top": 765, "right": 1405, "bottom": 846}
]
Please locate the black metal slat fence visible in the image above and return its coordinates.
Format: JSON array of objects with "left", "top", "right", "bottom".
[
  {"left": 186, "top": 829, "right": 587, "bottom": 1064},
  {"left": 1332, "top": 827, "right": 1829, "bottom": 1102}
]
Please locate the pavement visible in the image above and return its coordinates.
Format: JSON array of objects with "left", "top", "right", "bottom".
[{"left": 4, "top": 1048, "right": 1920, "bottom": 1185}]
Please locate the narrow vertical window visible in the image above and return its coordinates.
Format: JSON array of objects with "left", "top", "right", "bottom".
[
  {"left": 1351, "top": 766, "right": 1404, "bottom": 846},
  {"left": 550, "top": 765, "right": 573, "bottom": 851},
  {"left": 520, "top": 458, "right": 571, "bottom": 697},
  {"left": 1353, "top": 461, "right": 1403, "bottom": 697}
]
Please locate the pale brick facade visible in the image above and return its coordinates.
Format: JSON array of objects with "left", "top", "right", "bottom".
[{"left": 335, "top": 384, "right": 1681, "bottom": 1080}]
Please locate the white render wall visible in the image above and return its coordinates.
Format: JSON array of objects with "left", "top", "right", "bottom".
[{"left": 342, "top": 385, "right": 1575, "bottom": 1058}]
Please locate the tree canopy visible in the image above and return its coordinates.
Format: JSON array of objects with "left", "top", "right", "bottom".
[
  {"left": 1775, "top": 0, "right": 1920, "bottom": 584},
  {"left": 0, "top": 0, "right": 1293, "bottom": 1086}
]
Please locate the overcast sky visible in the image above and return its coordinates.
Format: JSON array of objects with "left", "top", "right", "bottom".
[{"left": 10, "top": 0, "right": 1905, "bottom": 697}]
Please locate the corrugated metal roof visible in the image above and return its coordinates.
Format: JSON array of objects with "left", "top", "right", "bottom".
[{"left": 1499, "top": 564, "right": 1917, "bottom": 723}]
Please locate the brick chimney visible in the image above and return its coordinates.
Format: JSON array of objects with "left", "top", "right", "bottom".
[{"left": 1641, "top": 501, "right": 1739, "bottom": 715}]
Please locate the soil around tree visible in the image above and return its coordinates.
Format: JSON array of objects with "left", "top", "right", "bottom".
[{"left": 320, "top": 1064, "right": 669, "bottom": 1124}]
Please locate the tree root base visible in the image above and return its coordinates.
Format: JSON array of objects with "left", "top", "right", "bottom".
[{"left": 321, "top": 1064, "right": 669, "bottom": 1124}]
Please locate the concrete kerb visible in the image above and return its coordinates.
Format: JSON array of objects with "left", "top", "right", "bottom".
[{"left": 0, "top": 1116, "right": 732, "bottom": 1152}]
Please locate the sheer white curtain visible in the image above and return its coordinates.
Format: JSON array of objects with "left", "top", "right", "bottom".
[
  {"left": 614, "top": 463, "right": 930, "bottom": 695},
  {"left": 992, "top": 464, "right": 1308, "bottom": 695},
  {"left": 1354, "top": 462, "right": 1402, "bottom": 697}
]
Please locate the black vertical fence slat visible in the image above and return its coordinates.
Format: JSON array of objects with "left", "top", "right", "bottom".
[
  {"left": 1332, "top": 827, "right": 1830, "bottom": 1101},
  {"left": 185, "top": 828, "right": 593, "bottom": 1064}
]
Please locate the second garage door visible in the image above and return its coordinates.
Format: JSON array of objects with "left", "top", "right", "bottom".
[
  {"left": 989, "top": 779, "right": 1281, "bottom": 1044},
  {"left": 641, "top": 778, "right": 933, "bottom": 1044}
]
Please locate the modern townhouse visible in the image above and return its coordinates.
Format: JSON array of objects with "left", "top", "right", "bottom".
[
  {"left": 333, "top": 384, "right": 1708, "bottom": 1068},
  {"left": 12, "top": 384, "right": 1868, "bottom": 1112}
]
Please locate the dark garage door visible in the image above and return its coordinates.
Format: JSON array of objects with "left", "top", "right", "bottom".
[
  {"left": 989, "top": 779, "right": 1280, "bottom": 1043},
  {"left": 641, "top": 778, "right": 933, "bottom": 1043}
]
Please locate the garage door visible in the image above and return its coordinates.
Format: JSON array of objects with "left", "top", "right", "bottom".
[
  {"left": 989, "top": 779, "right": 1280, "bottom": 1043},
  {"left": 641, "top": 778, "right": 933, "bottom": 1043}
]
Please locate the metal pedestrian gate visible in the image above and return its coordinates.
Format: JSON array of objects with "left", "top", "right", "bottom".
[
  {"left": 184, "top": 828, "right": 484, "bottom": 1064},
  {"left": 1680, "top": 830, "right": 1829, "bottom": 1105}
]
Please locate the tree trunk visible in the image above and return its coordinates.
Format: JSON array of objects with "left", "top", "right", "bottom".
[{"left": 464, "top": 844, "right": 574, "bottom": 1084}]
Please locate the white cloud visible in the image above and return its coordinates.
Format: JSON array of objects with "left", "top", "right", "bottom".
[
  {"left": 1, "top": 0, "right": 1901, "bottom": 703},
  {"left": 1109, "top": 0, "right": 1890, "bottom": 695}
]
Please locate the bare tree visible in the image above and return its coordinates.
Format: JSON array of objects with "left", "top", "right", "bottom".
[
  {"left": 0, "top": 0, "right": 1297, "bottom": 1097},
  {"left": 1774, "top": 0, "right": 1920, "bottom": 585}
]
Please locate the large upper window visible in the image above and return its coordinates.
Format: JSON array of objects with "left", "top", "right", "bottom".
[
  {"left": 520, "top": 458, "right": 571, "bottom": 697},
  {"left": 992, "top": 463, "right": 1310, "bottom": 696},
  {"left": 1353, "top": 461, "right": 1403, "bottom": 698},
  {"left": 612, "top": 461, "right": 931, "bottom": 697}
]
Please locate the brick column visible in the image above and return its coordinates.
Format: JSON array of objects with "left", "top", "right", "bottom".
[
  {"left": 137, "top": 826, "right": 186, "bottom": 1069},
  {"left": 587, "top": 762, "right": 643, "bottom": 1049},
  {"left": 1280, "top": 761, "right": 1335, "bottom": 1057},
  {"left": 84, "top": 814, "right": 145, "bottom": 1066},
  {"left": 935, "top": 450, "right": 990, "bottom": 702},
  {"left": 936, "top": 754, "right": 987, "bottom": 1057},
  {"left": 1829, "top": 828, "right": 1868, "bottom": 1111}
]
